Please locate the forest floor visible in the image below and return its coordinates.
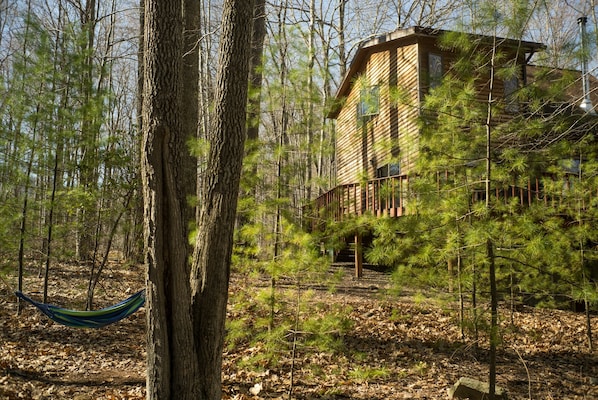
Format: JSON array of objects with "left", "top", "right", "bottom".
[{"left": 1, "top": 260, "right": 597, "bottom": 399}]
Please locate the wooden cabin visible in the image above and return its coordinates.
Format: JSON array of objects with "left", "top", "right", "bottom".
[{"left": 310, "top": 26, "right": 598, "bottom": 276}]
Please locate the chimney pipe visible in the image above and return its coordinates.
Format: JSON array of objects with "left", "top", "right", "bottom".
[{"left": 578, "top": 16, "right": 595, "bottom": 114}]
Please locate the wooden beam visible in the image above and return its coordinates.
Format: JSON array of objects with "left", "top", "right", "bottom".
[{"left": 354, "top": 234, "right": 363, "bottom": 278}]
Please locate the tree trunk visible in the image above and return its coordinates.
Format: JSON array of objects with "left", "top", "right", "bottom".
[
  {"left": 236, "top": 0, "right": 266, "bottom": 231},
  {"left": 338, "top": 0, "right": 348, "bottom": 78},
  {"left": 127, "top": 0, "right": 144, "bottom": 265},
  {"left": 142, "top": 0, "right": 198, "bottom": 397},
  {"left": 190, "top": 1, "right": 255, "bottom": 398},
  {"left": 247, "top": 0, "right": 266, "bottom": 145},
  {"left": 181, "top": 0, "right": 200, "bottom": 236},
  {"left": 86, "top": 191, "right": 133, "bottom": 310},
  {"left": 486, "top": 30, "right": 497, "bottom": 400},
  {"left": 42, "top": 148, "right": 59, "bottom": 305},
  {"left": 77, "top": 0, "right": 99, "bottom": 261},
  {"left": 487, "top": 238, "right": 498, "bottom": 400},
  {"left": 305, "top": 0, "right": 315, "bottom": 201}
]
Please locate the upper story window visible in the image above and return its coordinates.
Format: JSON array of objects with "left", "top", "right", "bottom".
[
  {"left": 504, "top": 76, "right": 519, "bottom": 112},
  {"left": 428, "top": 53, "right": 443, "bottom": 88},
  {"left": 357, "top": 85, "right": 380, "bottom": 119}
]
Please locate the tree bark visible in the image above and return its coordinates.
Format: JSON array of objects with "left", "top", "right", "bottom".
[
  {"left": 181, "top": 0, "right": 200, "bottom": 237},
  {"left": 77, "top": 0, "right": 99, "bottom": 261},
  {"left": 236, "top": 0, "right": 265, "bottom": 229},
  {"left": 487, "top": 238, "right": 498, "bottom": 400},
  {"left": 190, "top": 0, "right": 255, "bottom": 398},
  {"left": 247, "top": 0, "right": 266, "bottom": 145},
  {"left": 142, "top": 0, "right": 198, "bottom": 398}
]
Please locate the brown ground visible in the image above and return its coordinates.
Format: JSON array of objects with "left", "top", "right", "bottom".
[{"left": 1, "top": 262, "right": 597, "bottom": 399}]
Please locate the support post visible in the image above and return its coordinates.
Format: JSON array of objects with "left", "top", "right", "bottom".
[{"left": 354, "top": 234, "right": 363, "bottom": 278}]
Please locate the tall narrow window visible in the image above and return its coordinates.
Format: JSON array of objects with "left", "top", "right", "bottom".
[
  {"left": 504, "top": 76, "right": 519, "bottom": 112},
  {"left": 429, "top": 53, "right": 443, "bottom": 88},
  {"left": 357, "top": 85, "right": 380, "bottom": 119}
]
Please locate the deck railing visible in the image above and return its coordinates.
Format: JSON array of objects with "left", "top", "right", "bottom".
[
  {"left": 306, "top": 174, "right": 596, "bottom": 231},
  {"left": 307, "top": 175, "right": 409, "bottom": 230}
]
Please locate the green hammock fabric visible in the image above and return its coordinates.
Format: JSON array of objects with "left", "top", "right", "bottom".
[{"left": 16, "top": 289, "right": 145, "bottom": 329}]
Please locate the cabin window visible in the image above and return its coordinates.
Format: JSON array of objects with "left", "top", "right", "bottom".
[
  {"left": 376, "top": 165, "right": 388, "bottom": 178},
  {"left": 376, "top": 162, "right": 400, "bottom": 178},
  {"left": 558, "top": 159, "right": 581, "bottom": 192},
  {"left": 357, "top": 85, "right": 380, "bottom": 119},
  {"left": 428, "top": 53, "right": 443, "bottom": 88},
  {"left": 504, "top": 76, "right": 519, "bottom": 112},
  {"left": 560, "top": 158, "right": 581, "bottom": 176}
]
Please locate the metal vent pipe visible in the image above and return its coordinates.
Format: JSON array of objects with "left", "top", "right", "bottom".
[{"left": 578, "top": 16, "right": 595, "bottom": 113}]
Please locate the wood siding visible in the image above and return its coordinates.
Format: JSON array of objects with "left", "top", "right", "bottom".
[
  {"left": 335, "top": 33, "right": 540, "bottom": 189},
  {"left": 417, "top": 35, "right": 532, "bottom": 124},
  {"left": 335, "top": 42, "right": 420, "bottom": 186}
]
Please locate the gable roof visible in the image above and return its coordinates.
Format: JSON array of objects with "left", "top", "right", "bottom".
[{"left": 330, "top": 26, "right": 546, "bottom": 118}]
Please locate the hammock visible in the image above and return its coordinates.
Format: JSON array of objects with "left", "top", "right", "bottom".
[{"left": 15, "top": 289, "right": 145, "bottom": 329}]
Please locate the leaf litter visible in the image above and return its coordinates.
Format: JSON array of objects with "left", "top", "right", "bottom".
[{"left": 0, "top": 262, "right": 596, "bottom": 399}]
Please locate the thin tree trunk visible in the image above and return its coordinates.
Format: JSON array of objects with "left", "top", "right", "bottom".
[
  {"left": 457, "top": 254, "right": 465, "bottom": 340},
  {"left": 20, "top": 95, "right": 42, "bottom": 302},
  {"left": 269, "top": 0, "right": 289, "bottom": 329},
  {"left": 472, "top": 257, "right": 479, "bottom": 354},
  {"left": 305, "top": 0, "right": 315, "bottom": 201},
  {"left": 247, "top": 0, "right": 266, "bottom": 146},
  {"left": 43, "top": 148, "right": 59, "bottom": 305},
  {"left": 338, "top": 0, "right": 347, "bottom": 78},
  {"left": 488, "top": 238, "right": 498, "bottom": 400},
  {"left": 78, "top": 0, "right": 99, "bottom": 261},
  {"left": 236, "top": 0, "right": 266, "bottom": 231},
  {"left": 128, "top": 0, "right": 144, "bottom": 264},
  {"left": 486, "top": 30, "right": 497, "bottom": 400},
  {"left": 585, "top": 296, "right": 593, "bottom": 352},
  {"left": 86, "top": 191, "right": 133, "bottom": 310},
  {"left": 15, "top": 0, "right": 34, "bottom": 315}
]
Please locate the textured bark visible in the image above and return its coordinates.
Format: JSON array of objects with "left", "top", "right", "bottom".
[
  {"left": 190, "top": 0, "right": 255, "bottom": 398},
  {"left": 237, "top": 0, "right": 266, "bottom": 228},
  {"left": 247, "top": 0, "right": 266, "bottom": 144},
  {"left": 142, "top": 0, "right": 198, "bottom": 398},
  {"left": 143, "top": 0, "right": 254, "bottom": 397}
]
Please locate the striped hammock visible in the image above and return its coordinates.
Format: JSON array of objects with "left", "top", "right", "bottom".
[{"left": 16, "top": 289, "right": 145, "bottom": 329}]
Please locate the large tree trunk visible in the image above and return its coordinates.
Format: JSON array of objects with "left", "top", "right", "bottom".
[
  {"left": 141, "top": 0, "right": 198, "bottom": 398},
  {"left": 190, "top": 0, "right": 255, "bottom": 398},
  {"left": 143, "top": 0, "right": 254, "bottom": 398}
]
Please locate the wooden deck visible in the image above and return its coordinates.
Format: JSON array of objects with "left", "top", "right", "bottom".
[
  {"left": 309, "top": 175, "right": 409, "bottom": 228},
  {"left": 307, "top": 173, "right": 595, "bottom": 277}
]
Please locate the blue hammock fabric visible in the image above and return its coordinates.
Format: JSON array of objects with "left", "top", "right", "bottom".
[{"left": 15, "top": 289, "right": 145, "bottom": 329}]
